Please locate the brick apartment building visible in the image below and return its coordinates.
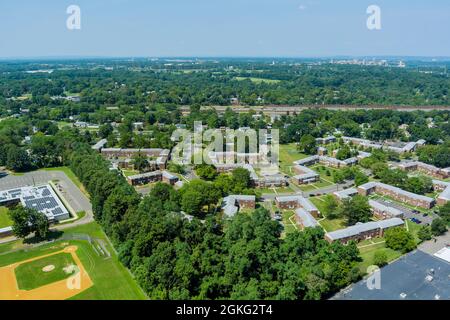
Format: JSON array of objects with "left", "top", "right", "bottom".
[
  {"left": 325, "top": 218, "right": 404, "bottom": 244},
  {"left": 357, "top": 182, "right": 435, "bottom": 209},
  {"left": 127, "top": 170, "right": 179, "bottom": 186},
  {"left": 275, "top": 195, "right": 321, "bottom": 218}
]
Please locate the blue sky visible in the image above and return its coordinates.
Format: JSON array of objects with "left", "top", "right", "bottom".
[{"left": 0, "top": 0, "right": 449, "bottom": 58}]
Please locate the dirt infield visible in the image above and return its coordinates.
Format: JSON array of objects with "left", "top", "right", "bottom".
[{"left": 0, "top": 246, "right": 93, "bottom": 300}]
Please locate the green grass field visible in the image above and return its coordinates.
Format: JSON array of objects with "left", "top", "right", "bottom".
[
  {"left": 279, "top": 144, "right": 309, "bottom": 176},
  {"left": 0, "top": 222, "right": 147, "bottom": 300},
  {"left": 281, "top": 210, "right": 298, "bottom": 235},
  {"left": 15, "top": 253, "right": 77, "bottom": 290},
  {"left": 310, "top": 164, "right": 338, "bottom": 182},
  {"left": 0, "top": 206, "right": 13, "bottom": 228},
  {"left": 309, "top": 197, "right": 346, "bottom": 232},
  {"left": 358, "top": 242, "right": 402, "bottom": 273},
  {"left": 256, "top": 186, "right": 295, "bottom": 195},
  {"left": 121, "top": 169, "right": 139, "bottom": 177},
  {"left": 234, "top": 77, "right": 281, "bottom": 84}
]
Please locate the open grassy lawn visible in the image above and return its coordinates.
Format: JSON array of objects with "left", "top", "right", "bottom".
[
  {"left": 310, "top": 164, "right": 338, "bottom": 182},
  {"left": 279, "top": 144, "right": 309, "bottom": 176},
  {"left": 0, "top": 222, "right": 147, "bottom": 300},
  {"left": 406, "top": 219, "right": 423, "bottom": 243},
  {"left": 309, "top": 197, "right": 346, "bottom": 232},
  {"left": 121, "top": 169, "right": 139, "bottom": 177},
  {"left": 256, "top": 186, "right": 295, "bottom": 195},
  {"left": 297, "top": 179, "right": 334, "bottom": 192},
  {"left": 309, "top": 196, "right": 327, "bottom": 213},
  {"left": 358, "top": 242, "right": 402, "bottom": 273},
  {"left": 0, "top": 206, "right": 13, "bottom": 228},
  {"left": 234, "top": 77, "right": 281, "bottom": 84},
  {"left": 57, "top": 121, "right": 72, "bottom": 129},
  {"left": 15, "top": 253, "right": 77, "bottom": 290},
  {"left": 281, "top": 210, "right": 298, "bottom": 235},
  {"left": 319, "top": 218, "right": 347, "bottom": 232}
]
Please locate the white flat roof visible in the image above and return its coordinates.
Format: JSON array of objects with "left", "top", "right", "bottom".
[{"left": 434, "top": 247, "right": 450, "bottom": 263}]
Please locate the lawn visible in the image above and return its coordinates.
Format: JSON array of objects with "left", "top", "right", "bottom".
[
  {"left": 297, "top": 179, "right": 334, "bottom": 192},
  {"left": 0, "top": 222, "right": 147, "bottom": 300},
  {"left": 234, "top": 77, "right": 281, "bottom": 84},
  {"left": 357, "top": 242, "right": 402, "bottom": 273},
  {"left": 405, "top": 219, "right": 423, "bottom": 243},
  {"left": 279, "top": 144, "right": 309, "bottom": 176},
  {"left": 15, "top": 253, "right": 77, "bottom": 290},
  {"left": 121, "top": 169, "right": 139, "bottom": 177},
  {"left": 0, "top": 206, "right": 13, "bottom": 228},
  {"left": 256, "top": 186, "right": 295, "bottom": 195},
  {"left": 309, "top": 197, "right": 346, "bottom": 232},
  {"left": 281, "top": 210, "right": 298, "bottom": 235},
  {"left": 319, "top": 218, "right": 347, "bottom": 232},
  {"left": 310, "top": 164, "right": 338, "bottom": 183}
]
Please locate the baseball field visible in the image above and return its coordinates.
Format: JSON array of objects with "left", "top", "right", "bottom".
[{"left": 0, "top": 222, "right": 147, "bottom": 300}]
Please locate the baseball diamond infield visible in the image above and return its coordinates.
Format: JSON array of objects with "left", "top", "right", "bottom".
[{"left": 0, "top": 246, "right": 93, "bottom": 300}]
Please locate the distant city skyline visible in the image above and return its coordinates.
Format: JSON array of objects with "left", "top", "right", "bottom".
[{"left": 1, "top": 0, "right": 449, "bottom": 58}]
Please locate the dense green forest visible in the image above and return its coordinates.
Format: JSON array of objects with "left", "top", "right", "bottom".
[
  {"left": 0, "top": 59, "right": 449, "bottom": 118},
  {"left": 1, "top": 59, "right": 449, "bottom": 299},
  {"left": 67, "top": 140, "right": 361, "bottom": 299}
]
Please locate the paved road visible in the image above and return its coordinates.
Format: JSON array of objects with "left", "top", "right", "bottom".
[
  {"left": 419, "top": 232, "right": 450, "bottom": 256},
  {"left": 0, "top": 170, "right": 93, "bottom": 227}
]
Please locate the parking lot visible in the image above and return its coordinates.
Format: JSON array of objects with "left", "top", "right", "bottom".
[{"left": 375, "top": 198, "right": 437, "bottom": 225}]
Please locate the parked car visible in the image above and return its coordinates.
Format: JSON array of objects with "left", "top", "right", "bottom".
[{"left": 410, "top": 218, "right": 422, "bottom": 224}]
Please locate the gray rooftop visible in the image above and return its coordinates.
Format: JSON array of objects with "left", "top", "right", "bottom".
[
  {"left": 334, "top": 188, "right": 358, "bottom": 200},
  {"left": 295, "top": 208, "right": 319, "bottom": 228},
  {"left": 222, "top": 195, "right": 255, "bottom": 218},
  {"left": 369, "top": 200, "right": 404, "bottom": 217},
  {"left": 326, "top": 218, "right": 404, "bottom": 241},
  {"left": 333, "top": 250, "right": 450, "bottom": 300},
  {"left": 359, "top": 182, "right": 435, "bottom": 203},
  {"left": 92, "top": 138, "right": 107, "bottom": 150}
]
